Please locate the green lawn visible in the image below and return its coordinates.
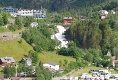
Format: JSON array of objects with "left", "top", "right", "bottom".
[
  {"left": 0, "top": 67, "right": 3, "bottom": 76},
  {"left": 0, "top": 38, "right": 33, "bottom": 61},
  {"left": 38, "top": 51, "right": 76, "bottom": 64},
  {"left": 0, "top": 27, "right": 10, "bottom": 33}
]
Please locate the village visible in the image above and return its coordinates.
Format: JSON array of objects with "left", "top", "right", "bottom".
[{"left": 0, "top": 5, "right": 118, "bottom": 80}]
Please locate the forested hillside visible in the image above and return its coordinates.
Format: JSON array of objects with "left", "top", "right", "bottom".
[{"left": 0, "top": 0, "right": 117, "bottom": 13}]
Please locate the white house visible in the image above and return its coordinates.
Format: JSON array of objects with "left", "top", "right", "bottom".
[
  {"left": 17, "top": 9, "right": 33, "bottom": 17},
  {"left": 99, "top": 10, "right": 109, "bottom": 16},
  {"left": 31, "top": 22, "right": 38, "bottom": 28},
  {"left": 20, "top": 57, "right": 32, "bottom": 66},
  {"left": 43, "top": 62, "right": 59, "bottom": 71}
]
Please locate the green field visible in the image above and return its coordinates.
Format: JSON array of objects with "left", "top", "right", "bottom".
[
  {"left": 39, "top": 51, "right": 76, "bottom": 64},
  {"left": 0, "top": 38, "right": 33, "bottom": 61},
  {"left": 0, "top": 37, "right": 75, "bottom": 63}
]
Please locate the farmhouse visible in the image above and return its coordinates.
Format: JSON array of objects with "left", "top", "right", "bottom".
[
  {"left": 20, "top": 57, "right": 32, "bottom": 66},
  {"left": 43, "top": 62, "right": 59, "bottom": 71},
  {"left": 63, "top": 17, "right": 74, "bottom": 23},
  {"left": 0, "top": 57, "right": 16, "bottom": 67}
]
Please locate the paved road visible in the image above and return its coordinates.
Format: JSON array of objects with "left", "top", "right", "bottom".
[{"left": 52, "top": 70, "right": 76, "bottom": 80}]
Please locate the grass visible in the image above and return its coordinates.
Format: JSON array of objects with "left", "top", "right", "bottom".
[
  {"left": 0, "top": 27, "right": 10, "bottom": 33},
  {"left": 38, "top": 51, "right": 76, "bottom": 64},
  {"left": 0, "top": 38, "right": 33, "bottom": 61},
  {"left": 0, "top": 67, "right": 3, "bottom": 76}
]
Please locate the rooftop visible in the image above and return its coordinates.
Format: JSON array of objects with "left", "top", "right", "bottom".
[
  {"left": 0, "top": 57, "right": 15, "bottom": 63},
  {"left": 47, "top": 62, "right": 59, "bottom": 66}
]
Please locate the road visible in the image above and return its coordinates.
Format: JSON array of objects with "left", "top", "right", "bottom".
[{"left": 52, "top": 69, "right": 77, "bottom": 80}]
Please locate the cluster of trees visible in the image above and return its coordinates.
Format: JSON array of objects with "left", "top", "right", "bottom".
[
  {"left": 0, "top": 11, "right": 9, "bottom": 26},
  {"left": 3, "top": 64, "right": 16, "bottom": 78},
  {"left": 65, "top": 18, "right": 118, "bottom": 57},
  {"left": 36, "top": 62, "right": 52, "bottom": 80},
  {"left": 22, "top": 24, "right": 56, "bottom": 52},
  {"left": 8, "top": 17, "right": 34, "bottom": 31}
]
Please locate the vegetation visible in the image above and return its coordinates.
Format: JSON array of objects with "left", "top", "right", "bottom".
[
  {"left": 36, "top": 62, "right": 52, "bottom": 80},
  {"left": 3, "top": 64, "right": 16, "bottom": 78},
  {"left": 0, "top": 38, "right": 33, "bottom": 61}
]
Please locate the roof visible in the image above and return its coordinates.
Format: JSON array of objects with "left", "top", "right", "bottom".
[
  {"left": 63, "top": 17, "right": 73, "bottom": 19},
  {"left": 31, "top": 22, "right": 38, "bottom": 27},
  {"left": 22, "top": 57, "right": 32, "bottom": 62},
  {"left": 0, "top": 57, "right": 15, "bottom": 63},
  {"left": 112, "top": 60, "right": 118, "bottom": 62},
  {"left": 47, "top": 62, "right": 59, "bottom": 66}
]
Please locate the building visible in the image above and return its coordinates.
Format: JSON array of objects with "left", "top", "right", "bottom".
[
  {"left": 0, "top": 6, "right": 46, "bottom": 18},
  {"left": 112, "top": 59, "right": 118, "bottom": 68},
  {"left": 0, "top": 7, "right": 17, "bottom": 13},
  {"left": 79, "top": 16, "right": 87, "bottom": 20},
  {"left": 17, "top": 9, "right": 33, "bottom": 17},
  {"left": 0, "top": 57, "right": 16, "bottom": 67},
  {"left": 63, "top": 17, "right": 74, "bottom": 23},
  {"left": 33, "top": 7, "right": 46, "bottom": 18},
  {"left": 99, "top": 10, "right": 109, "bottom": 20},
  {"left": 20, "top": 57, "right": 32, "bottom": 66},
  {"left": 43, "top": 62, "right": 59, "bottom": 71},
  {"left": 31, "top": 22, "right": 38, "bottom": 28},
  {"left": 99, "top": 10, "right": 109, "bottom": 16}
]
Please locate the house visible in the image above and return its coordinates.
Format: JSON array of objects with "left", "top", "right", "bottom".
[
  {"left": 112, "top": 59, "right": 118, "bottom": 68},
  {"left": 110, "top": 10, "right": 115, "bottom": 14},
  {"left": 17, "top": 9, "right": 33, "bottom": 17},
  {"left": 31, "top": 22, "right": 38, "bottom": 28},
  {"left": 99, "top": 10, "right": 109, "bottom": 20},
  {"left": 0, "top": 7, "right": 17, "bottom": 13},
  {"left": 43, "top": 62, "right": 59, "bottom": 71},
  {"left": 63, "top": 17, "right": 74, "bottom": 23},
  {"left": 101, "top": 15, "right": 107, "bottom": 20},
  {"left": 33, "top": 7, "right": 46, "bottom": 18},
  {"left": 99, "top": 10, "right": 109, "bottom": 16},
  {"left": 79, "top": 16, "right": 87, "bottom": 20},
  {"left": 0, "top": 57, "right": 16, "bottom": 67},
  {"left": 20, "top": 57, "right": 32, "bottom": 66}
]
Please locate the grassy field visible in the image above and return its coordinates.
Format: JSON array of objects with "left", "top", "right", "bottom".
[
  {"left": 38, "top": 51, "right": 76, "bottom": 64},
  {"left": 0, "top": 36, "right": 76, "bottom": 63},
  {"left": 0, "top": 38, "right": 33, "bottom": 61}
]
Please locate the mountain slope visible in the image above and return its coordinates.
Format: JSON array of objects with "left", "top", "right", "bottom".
[{"left": 0, "top": 38, "right": 33, "bottom": 61}]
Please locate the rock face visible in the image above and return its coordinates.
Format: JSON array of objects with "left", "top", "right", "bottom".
[{"left": 51, "top": 25, "right": 68, "bottom": 49}]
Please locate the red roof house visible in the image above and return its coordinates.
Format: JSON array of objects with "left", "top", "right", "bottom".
[
  {"left": 0, "top": 57, "right": 16, "bottom": 67},
  {"left": 63, "top": 17, "right": 74, "bottom": 23}
]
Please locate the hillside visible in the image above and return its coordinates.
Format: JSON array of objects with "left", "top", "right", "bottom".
[
  {"left": 0, "top": 0, "right": 117, "bottom": 12},
  {"left": 0, "top": 38, "right": 33, "bottom": 61},
  {"left": 39, "top": 51, "right": 76, "bottom": 63}
]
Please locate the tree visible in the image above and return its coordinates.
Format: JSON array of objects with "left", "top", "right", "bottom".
[
  {"left": 15, "top": 17, "right": 23, "bottom": 29},
  {"left": 0, "top": 14, "right": 4, "bottom": 26},
  {"left": 4, "top": 64, "right": 16, "bottom": 78},
  {"left": 28, "top": 50, "right": 39, "bottom": 65},
  {"left": 36, "top": 62, "right": 52, "bottom": 80},
  {"left": 2, "top": 13, "right": 8, "bottom": 25}
]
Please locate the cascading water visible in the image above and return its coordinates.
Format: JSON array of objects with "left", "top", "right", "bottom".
[{"left": 51, "top": 25, "right": 69, "bottom": 49}]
